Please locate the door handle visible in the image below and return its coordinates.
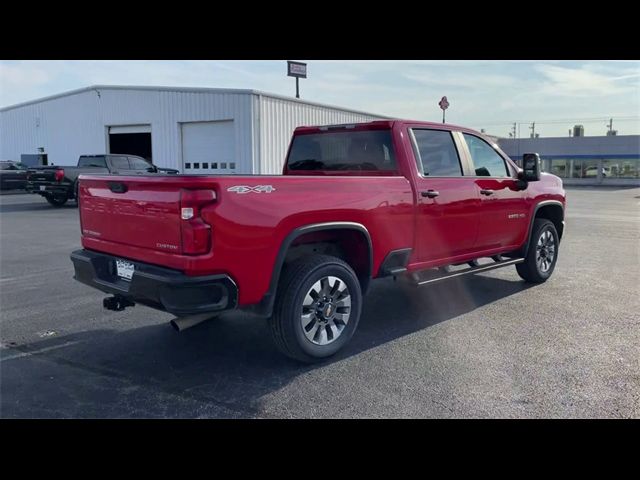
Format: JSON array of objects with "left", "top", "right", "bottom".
[
  {"left": 421, "top": 190, "right": 439, "bottom": 198},
  {"left": 480, "top": 189, "right": 494, "bottom": 196},
  {"left": 108, "top": 182, "right": 128, "bottom": 193}
]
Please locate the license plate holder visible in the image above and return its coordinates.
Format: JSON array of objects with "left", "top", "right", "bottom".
[
  {"left": 39, "top": 185, "right": 46, "bottom": 191},
  {"left": 115, "top": 259, "right": 135, "bottom": 281}
]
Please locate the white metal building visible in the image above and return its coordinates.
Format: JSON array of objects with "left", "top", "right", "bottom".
[{"left": 0, "top": 85, "right": 387, "bottom": 174}]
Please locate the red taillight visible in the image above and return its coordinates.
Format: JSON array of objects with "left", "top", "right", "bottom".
[
  {"left": 54, "top": 169, "right": 64, "bottom": 182},
  {"left": 180, "top": 189, "right": 216, "bottom": 255}
]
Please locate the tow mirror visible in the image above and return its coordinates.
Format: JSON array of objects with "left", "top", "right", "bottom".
[{"left": 522, "top": 153, "right": 541, "bottom": 182}]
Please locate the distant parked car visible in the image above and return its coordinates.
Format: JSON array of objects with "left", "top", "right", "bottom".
[
  {"left": 0, "top": 161, "right": 29, "bottom": 190},
  {"left": 26, "top": 154, "right": 179, "bottom": 207}
]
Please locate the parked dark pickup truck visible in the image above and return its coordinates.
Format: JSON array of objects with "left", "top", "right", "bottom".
[
  {"left": 26, "top": 154, "right": 179, "bottom": 206},
  {"left": 71, "top": 120, "right": 566, "bottom": 362}
]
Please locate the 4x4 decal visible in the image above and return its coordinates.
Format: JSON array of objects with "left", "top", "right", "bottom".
[{"left": 227, "top": 185, "right": 276, "bottom": 194}]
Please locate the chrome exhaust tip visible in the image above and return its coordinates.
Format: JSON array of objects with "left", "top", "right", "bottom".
[{"left": 170, "top": 313, "right": 217, "bottom": 332}]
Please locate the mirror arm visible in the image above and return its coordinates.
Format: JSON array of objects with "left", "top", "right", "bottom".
[{"left": 514, "top": 169, "right": 528, "bottom": 191}]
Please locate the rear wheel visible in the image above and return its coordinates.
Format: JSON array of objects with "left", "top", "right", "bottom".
[
  {"left": 516, "top": 218, "right": 559, "bottom": 283},
  {"left": 269, "top": 254, "right": 362, "bottom": 363},
  {"left": 45, "top": 195, "right": 68, "bottom": 207}
]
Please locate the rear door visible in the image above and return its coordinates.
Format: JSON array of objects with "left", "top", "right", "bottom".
[
  {"left": 410, "top": 127, "right": 482, "bottom": 264},
  {"left": 460, "top": 133, "right": 528, "bottom": 250}
]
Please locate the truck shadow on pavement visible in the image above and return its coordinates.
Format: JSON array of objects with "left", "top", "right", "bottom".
[{"left": 3, "top": 274, "right": 534, "bottom": 418}]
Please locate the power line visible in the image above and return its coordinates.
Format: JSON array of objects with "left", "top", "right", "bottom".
[{"left": 477, "top": 115, "right": 640, "bottom": 126}]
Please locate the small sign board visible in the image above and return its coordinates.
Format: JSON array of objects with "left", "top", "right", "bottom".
[
  {"left": 287, "top": 61, "right": 307, "bottom": 78},
  {"left": 439, "top": 96, "right": 449, "bottom": 110}
]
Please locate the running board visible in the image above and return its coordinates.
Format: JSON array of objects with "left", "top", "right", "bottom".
[{"left": 413, "top": 258, "right": 524, "bottom": 286}]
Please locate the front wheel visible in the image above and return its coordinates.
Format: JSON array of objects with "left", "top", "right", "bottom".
[
  {"left": 269, "top": 254, "right": 362, "bottom": 363},
  {"left": 45, "top": 195, "right": 68, "bottom": 207},
  {"left": 516, "top": 218, "right": 559, "bottom": 283}
]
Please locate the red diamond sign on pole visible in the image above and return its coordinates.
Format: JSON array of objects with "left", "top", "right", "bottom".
[{"left": 439, "top": 96, "right": 449, "bottom": 123}]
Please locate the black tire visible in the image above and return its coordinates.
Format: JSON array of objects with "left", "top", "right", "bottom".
[
  {"left": 45, "top": 195, "right": 68, "bottom": 207},
  {"left": 516, "top": 218, "right": 559, "bottom": 283},
  {"left": 269, "top": 254, "right": 362, "bottom": 363}
]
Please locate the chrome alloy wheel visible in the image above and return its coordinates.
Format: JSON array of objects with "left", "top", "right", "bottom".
[
  {"left": 301, "top": 276, "right": 351, "bottom": 346},
  {"left": 536, "top": 229, "right": 556, "bottom": 273}
]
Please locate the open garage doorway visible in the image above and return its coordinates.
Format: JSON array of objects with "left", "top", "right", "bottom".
[{"left": 108, "top": 125, "right": 152, "bottom": 163}]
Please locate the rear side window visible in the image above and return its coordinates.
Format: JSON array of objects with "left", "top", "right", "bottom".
[
  {"left": 463, "top": 133, "right": 510, "bottom": 177},
  {"left": 110, "top": 156, "right": 130, "bottom": 170},
  {"left": 411, "top": 129, "right": 462, "bottom": 177},
  {"left": 78, "top": 156, "right": 107, "bottom": 168},
  {"left": 286, "top": 130, "right": 397, "bottom": 173}
]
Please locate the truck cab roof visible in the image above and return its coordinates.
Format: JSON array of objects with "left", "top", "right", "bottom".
[{"left": 294, "top": 119, "right": 485, "bottom": 136}]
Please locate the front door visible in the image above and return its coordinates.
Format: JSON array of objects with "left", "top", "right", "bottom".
[
  {"left": 107, "top": 155, "right": 131, "bottom": 175},
  {"left": 410, "top": 128, "right": 482, "bottom": 265},
  {"left": 461, "top": 133, "right": 529, "bottom": 251}
]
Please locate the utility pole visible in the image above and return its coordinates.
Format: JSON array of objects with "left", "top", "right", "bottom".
[
  {"left": 529, "top": 122, "right": 536, "bottom": 139},
  {"left": 511, "top": 122, "right": 517, "bottom": 139},
  {"left": 608, "top": 118, "right": 613, "bottom": 135}
]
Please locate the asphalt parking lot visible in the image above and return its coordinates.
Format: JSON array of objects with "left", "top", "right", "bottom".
[{"left": 1, "top": 187, "right": 639, "bottom": 418}]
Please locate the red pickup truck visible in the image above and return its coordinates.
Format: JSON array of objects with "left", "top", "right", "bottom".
[{"left": 70, "top": 120, "right": 565, "bottom": 362}]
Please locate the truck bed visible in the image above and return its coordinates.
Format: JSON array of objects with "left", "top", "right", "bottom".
[{"left": 78, "top": 173, "right": 415, "bottom": 305}]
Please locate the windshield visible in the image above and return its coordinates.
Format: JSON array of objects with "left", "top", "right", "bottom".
[{"left": 286, "top": 130, "right": 397, "bottom": 173}]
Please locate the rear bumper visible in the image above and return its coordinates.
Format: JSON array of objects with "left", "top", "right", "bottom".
[
  {"left": 26, "top": 181, "right": 71, "bottom": 196},
  {"left": 70, "top": 249, "right": 238, "bottom": 316}
]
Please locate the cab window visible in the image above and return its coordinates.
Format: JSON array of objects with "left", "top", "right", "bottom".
[
  {"left": 129, "top": 156, "right": 151, "bottom": 170},
  {"left": 411, "top": 129, "right": 462, "bottom": 177},
  {"left": 110, "top": 156, "right": 130, "bottom": 171},
  {"left": 463, "top": 133, "right": 510, "bottom": 177},
  {"left": 78, "top": 156, "right": 107, "bottom": 168},
  {"left": 286, "top": 130, "right": 397, "bottom": 173}
]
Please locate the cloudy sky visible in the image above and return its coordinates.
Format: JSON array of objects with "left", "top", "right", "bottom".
[{"left": 1, "top": 60, "right": 639, "bottom": 137}]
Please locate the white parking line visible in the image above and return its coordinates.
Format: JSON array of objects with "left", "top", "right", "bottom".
[{"left": 0, "top": 340, "right": 81, "bottom": 362}]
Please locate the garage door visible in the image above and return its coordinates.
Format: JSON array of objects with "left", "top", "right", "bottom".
[
  {"left": 181, "top": 121, "right": 236, "bottom": 174},
  {"left": 109, "top": 125, "right": 153, "bottom": 163}
]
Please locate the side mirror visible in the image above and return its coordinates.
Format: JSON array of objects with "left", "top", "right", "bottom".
[
  {"left": 146, "top": 166, "right": 158, "bottom": 173},
  {"left": 522, "top": 153, "right": 541, "bottom": 182}
]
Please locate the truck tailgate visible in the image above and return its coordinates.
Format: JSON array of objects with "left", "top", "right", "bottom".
[
  {"left": 27, "top": 166, "right": 59, "bottom": 182},
  {"left": 79, "top": 176, "right": 183, "bottom": 254}
]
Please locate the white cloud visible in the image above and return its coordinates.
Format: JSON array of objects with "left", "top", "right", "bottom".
[
  {"left": 404, "top": 72, "right": 516, "bottom": 89},
  {"left": 535, "top": 63, "right": 640, "bottom": 97}
]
